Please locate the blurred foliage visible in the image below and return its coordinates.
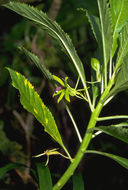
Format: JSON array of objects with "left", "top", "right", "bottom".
[{"left": 0, "top": 120, "right": 25, "bottom": 161}]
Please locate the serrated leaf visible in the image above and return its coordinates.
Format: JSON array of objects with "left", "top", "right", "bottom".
[
  {"left": 73, "top": 173, "right": 84, "bottom": 190},
  {"left": 19, "top": 49, "right": 80, "bottom": 144},
  {"left": 109, "top": 0, "right": 128, "bottom": 54},
  {"left": 4, "top": 2, "right": 86, "bottom": 87},
  {"left": 86, "top": 11, "right": 103, "bottom": 61},
  {"left": 97, "top": 0, "right": 112, "bottom": 74},
  {"left": 7, "top": 68, "right": 65, "bottom": 148},
  {"left": 88, "top": 121, "right": 128, "bottom": 144},
  {"left": 80, "top": 8, "right": 101, "bottom": 46},
  {"left": 36, "top": 162, "right": 52, "bottom": 190},
  {"left": 20, "top": 47, "right": 53, "bottom": 83},
  {"left": 86, "top": 150, "right": 128, "bottom": 170},
  {"left": 116, "top": 24, "right": 128, "bottom": 70}
]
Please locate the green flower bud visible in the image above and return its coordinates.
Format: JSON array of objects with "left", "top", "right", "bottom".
[{"left": 91, "top": 58, "right": 101, "bottom": 81}]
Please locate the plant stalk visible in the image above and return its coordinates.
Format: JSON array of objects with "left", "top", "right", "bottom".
[
  {"left": 97, "top": 115, "right": 128, "bottom": 121},
  {"left": 53, "top": 103, "right": 102, "bottom": 190},
  {"left": 53, "top": 76, "right": 115, "bottom": 190},
  {"left": 65, "top": 104, "right": 82, "bottom": 143}
]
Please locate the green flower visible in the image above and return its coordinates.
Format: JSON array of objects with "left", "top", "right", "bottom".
[{"left": 53, "top": 75, "right": 87, "bottom": 103}]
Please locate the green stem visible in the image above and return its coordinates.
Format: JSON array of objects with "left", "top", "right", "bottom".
[
  {"left": 62, "top": 145, "right": 72, "bottom": 162},
  {"left": 53, "top": 76, "right": 115, "bottom": 190},
  {"left": 53, "top": 103, "right": 102, "bottom": 190},
  {"left": 97, "top": 115, "right": 128, "bottom": 121},
  {"left": 65, "top": 104, "right": 82, "bottom": 143}
]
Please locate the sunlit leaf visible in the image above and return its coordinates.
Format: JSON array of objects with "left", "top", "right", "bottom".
[
  {"left": 65, "top": 88, "right": 70, "bottom": 102},
  {"left": 73, "top": 173, "right": 84, "bottom": 190},
  {"left": 7, "top": 68, "right": 65, "bottom": 149},
  {"left": 53, "top": 75, "right": 65, "bottom": 87},
  {"left": 88, "top": 121, "right": 128, "bottom": 143},
  {"left": 86, "top": 150, "right": 128, "bottom": 170},
  {"left": 19, "top": 49, "right": 80, "bottom": 143},
  {"left": 36, "top": 162, "right": 52, "bottom": 190},
  {"left": 86, "top": 12, "right": 101, "bottom": 44}
]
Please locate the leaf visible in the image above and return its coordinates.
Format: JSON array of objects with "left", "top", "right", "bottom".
[
  {"left": 116, "top": 24, "right": 128, "bottom": 70},
  {"left": 20, "top": 48, "right": 81, "bottom": 145},
  {"left": 86, "top": 11, "right": 103, "bottom": 61},
  {"left": 0, "top": 0, "right": 38, "bottom": 5},
  {"left": 97, "top": 0, "right": 112, "bottom": 69},
  {"left": 20, "top": 47, "right": 53, "bottom": 83},
  {"left": 36, "top": 162, "right": 52, "bottom": 190},
  {"left": 52, "top": 75, "right": 65, "bottom": 87},
  {"left": 109, "top": 0, "right": 128, "bottom": 54},
  {"left": 65, "top": 88, "right": 70, "bottom": 102},
  {"left": 7, "top": 68, "right": 65, "bottom": 148},
  {"left": 57, "top": 91, "right": 65, "bottom": 103},
  {"left": 86, "top": 150, "right": 128, "bottom": 170},
  {"left": 106, "top": 56, "right": 128, "bottom": 98},
  {"left": 86, "top": 12, "right": 101, "bottom": 43},
  {"left": 4, "top": 2, "right": 86, "bottom": 87},
  {"left": 0, "top": 163, "right": 25, "bottom": 180},
  {"left": 88, "top": 121, "right": 128, "bottom": 144},
  {"left": 72, "top": 173, "right": 84, "bottom": 190},
  {"left": 79, "top": 8, "right": 101, "bottom": 45}
]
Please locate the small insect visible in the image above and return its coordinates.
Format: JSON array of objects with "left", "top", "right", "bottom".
[{"left": 32, "top": 148, "right": 70, "bottom": 166}]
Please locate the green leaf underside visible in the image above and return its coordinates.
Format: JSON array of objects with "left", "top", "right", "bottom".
[
  {"left": 7, "top": 68, "right": 64, "bottom": 148},
  {"left": 86, "top": 11, "right": 103, "bottom": 62},
  {"left": 88, "top": 122, "right": 128, "bottom": 144},
  {"left": 86, "top": 150, "right": 128, "bottom": 170},
  {"left": 97, "top": 0, "right": 112, "bottom": 83},
  {"left": 116, "top": 25, "right": 128, "bottom": 70},
  {"left": 107, "top": 57, "right": 128, "bottom": 99},
  {"left": 36, "top": 163, "right": 52, "bottom": 190},
  {"left": 72, "top": 173, "right": 84, "bottom": 190},
  {"left": 109, "top": 0, "right": 128, "bottom": 54},
  {"left": 4, "top": 2, "right": 86, "bottom": 85},
  {"left": 20, "top": 47, "right": 53, "bottom": 83}
]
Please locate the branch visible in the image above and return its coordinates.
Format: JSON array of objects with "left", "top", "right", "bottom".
[{"left": 97, "top": 115, "right": 128, "bottom": 121}]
